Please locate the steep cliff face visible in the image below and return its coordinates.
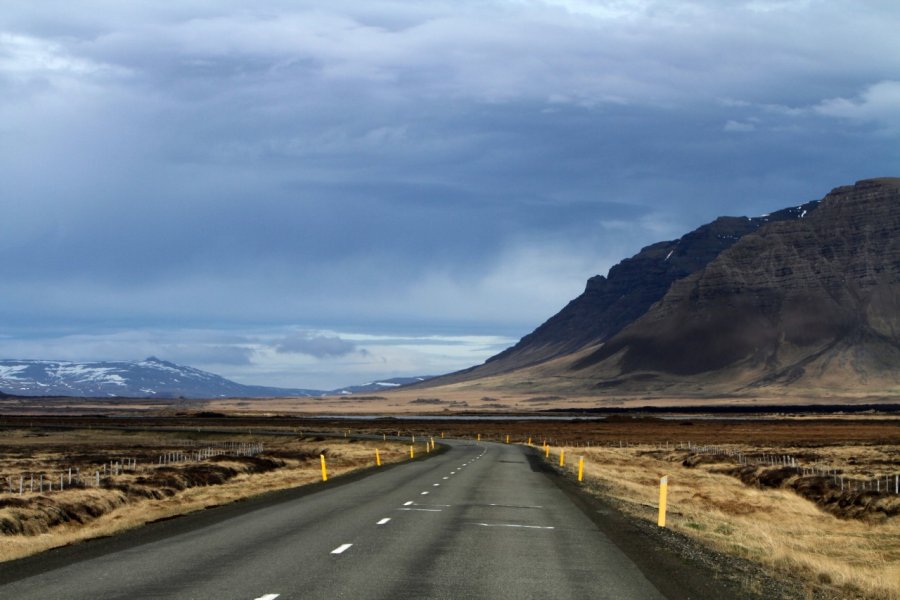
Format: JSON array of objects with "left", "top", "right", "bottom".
[
  {"left": 425, "top": 199, "right": 819, "bottom": 386},
  {"left": 574, "top": 178, "right": 900, "bottom": 390}
]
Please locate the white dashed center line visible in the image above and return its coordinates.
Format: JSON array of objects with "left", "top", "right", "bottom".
[
  {"left": 403, "top": 501, "right": 414, "bottom": 506},
  {"left": 442, "top": 477, "right": 449, "bottom": 480},
  {"left": 433, "top": 483, "right": 440, "bottom": 487},
  {"left": 331, "top": 543, "right": 353, "bottom": 554},
  {"left": 377, "top": 518, "right": 391, "bottom": 525},
  {"left": 399, "top": 507, "right": 443, "bottom": 512},
  {"left": 254, "top": 595, "right": 280, "bottom": 600}
]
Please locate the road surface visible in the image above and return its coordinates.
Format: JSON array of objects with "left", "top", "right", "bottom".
[{"left": 0, "top": 439, "right": 728, "bottom": 599}]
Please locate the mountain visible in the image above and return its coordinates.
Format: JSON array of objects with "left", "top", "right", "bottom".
[
  {"left": 424, "top": 197, "right": 820, "bottom": 386},
  {"left": 573, "top": 178, "right": 900, "bottom": 392},
  {"left": 420, "top": 177, "right": 900, "bottom": 396},
  {"left": 0, "top": 357, "right": 434, "bottom": 399},
  {"left": 0, "top": 357, "right": 322, "bottom": 399}
]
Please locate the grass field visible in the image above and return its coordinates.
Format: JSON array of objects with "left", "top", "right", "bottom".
[
  {"left": 542, "top": 438, "right": 900, "bottom": 599},
  {"left": 0, "top": 427, "right": 417, "bottom": 562},
  {"left": 0, "top": 414, "right": 896, "bottom": 598}
]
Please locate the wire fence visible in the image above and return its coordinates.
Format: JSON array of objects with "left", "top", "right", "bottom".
[
  {"left": 536, "top": 438, "right": 899, "bottom": 496},
  {"left": 2, "top": 440, "right": 264, "bottom": 496}
]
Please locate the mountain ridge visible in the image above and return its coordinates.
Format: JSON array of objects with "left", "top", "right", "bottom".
[
  {"left": 421, "top": 198, "right": 821, "bottom": 387},
  {"left": 572, "top": 177, "right": 900, "bottom": 392},
  {"left": 0, "top": 357, "right": 433, "bottom": 399},
  {"left": 416, "top": 177, "right": 900, "bottom": 397}
]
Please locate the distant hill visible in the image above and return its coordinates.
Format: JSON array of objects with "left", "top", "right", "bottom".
[
  {"left": 419, "top": 178, "right": 900, "bottom": 396},
  {"left": 0, "top": 357, "right": 433, "bottom": 400},
  {"left": 331, "top": 376, "right": 434, "bottom": 395},
  {"left": 0, "top": 357, "right": 323, "bottom": 399}
]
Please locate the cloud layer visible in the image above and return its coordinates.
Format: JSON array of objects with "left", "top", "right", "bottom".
[{"left": 1, "top": 1, "right": 898, "bottom": 387}]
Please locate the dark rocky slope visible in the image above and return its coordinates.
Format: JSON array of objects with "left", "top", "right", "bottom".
[
  {"left": 424, "top": 198, "right": 819, "bottom": 387},
  {"left": 573, "top": 178, "right": 900, "bottom": 391}
]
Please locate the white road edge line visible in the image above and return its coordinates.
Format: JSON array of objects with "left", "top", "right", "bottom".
[
  {"left": 377, "top": 518, "right": 391, "bottom": 525},
  {"left": 399, "top": 508, "right": 443, "bottom": 512},
  {"left": 331, "top": 543, "right": 353, "bottom": 554}
]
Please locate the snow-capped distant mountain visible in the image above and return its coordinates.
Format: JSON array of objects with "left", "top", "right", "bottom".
[
  {"left": 0, "top": 357, "right": 322, "bottom": 399},
  {"left": 331, "top": 376, "right": 434, "bottom": 395}
]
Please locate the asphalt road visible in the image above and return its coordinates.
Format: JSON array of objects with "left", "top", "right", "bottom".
[{"left": 0, "top": 440, "right": 720, "bottom": 599}]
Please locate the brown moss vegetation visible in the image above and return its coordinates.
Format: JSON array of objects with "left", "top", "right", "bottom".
[
  {"left": 0, "top": 428, "right": 414, "bottom": 561},
  {"left": 549, "top": 443, "right": 900, "bottom": 599},
  {"left": 714, "top": 465, "right": 900, "bottom": 522}
]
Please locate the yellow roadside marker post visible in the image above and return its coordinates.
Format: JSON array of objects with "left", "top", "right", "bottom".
[
  {"left": 410, "top": 446, "right": 415, "bottom": 459},
  {"left": 559, "top": 449, "right": 566, "bottom": 467},
  {"left": 477, "top": 433, "right": 481, "bottom": 442},
  {"left": 376, "top": 449, "right": 381, "bottom": 467},
  {"left": 658, "top": 476, "right": 669, "bottom": 527},
  {"left": 527, "top": 437, "right": 532, "bottom": 446},
  {"left": 441, "top": 432, "right": 444, "bottom": 439},
  {"left": 320, "top": 455, "right": 328, "bottom": 482},
  {"left": 544, "top": 444, "right": 550, "bottom": 458},
  {"left": 505, "top": 434, "right": 510, "bottom": 444},
  {"left": 578, "top": 457, "right": 584, "bottom": 482},
  {"left": 431, "top": 438, "right": 435, "bottom": 450}
]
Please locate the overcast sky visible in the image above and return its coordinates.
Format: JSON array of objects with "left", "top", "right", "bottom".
[{"left": 2, "top": 1, "right": 899, "bottom": 389}]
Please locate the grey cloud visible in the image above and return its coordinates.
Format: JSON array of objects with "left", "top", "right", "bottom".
[
  {"left": 163, "top": 345, "right": 255, "bottom": 366},
  {"left": 0, "top": 329, "right": 255, "bottom": 367},
  {"left": 1, "top": 1, "right": 898, "bottom": 383},
  {"left": 814, "top": 80, "right": 900, "bottom": 131},
  {"left": 275, "top": 333, "right": 358, "bottom": 358}
]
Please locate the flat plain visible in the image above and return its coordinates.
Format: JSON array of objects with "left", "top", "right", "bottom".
[{"left": 0, "top": 410, "right": 897, "bottom": 598}]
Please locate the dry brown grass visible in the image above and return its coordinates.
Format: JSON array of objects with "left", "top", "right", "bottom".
[
  {"left": 0, "top": 428, "right": 419, "bottom": 562},
  {"left": 546, "top": 443, "right": 900, "bottom": 599}
]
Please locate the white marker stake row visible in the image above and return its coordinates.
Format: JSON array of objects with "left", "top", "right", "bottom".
[{"left": 331, "top": 543, "right": 353, "bottom": 554}]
